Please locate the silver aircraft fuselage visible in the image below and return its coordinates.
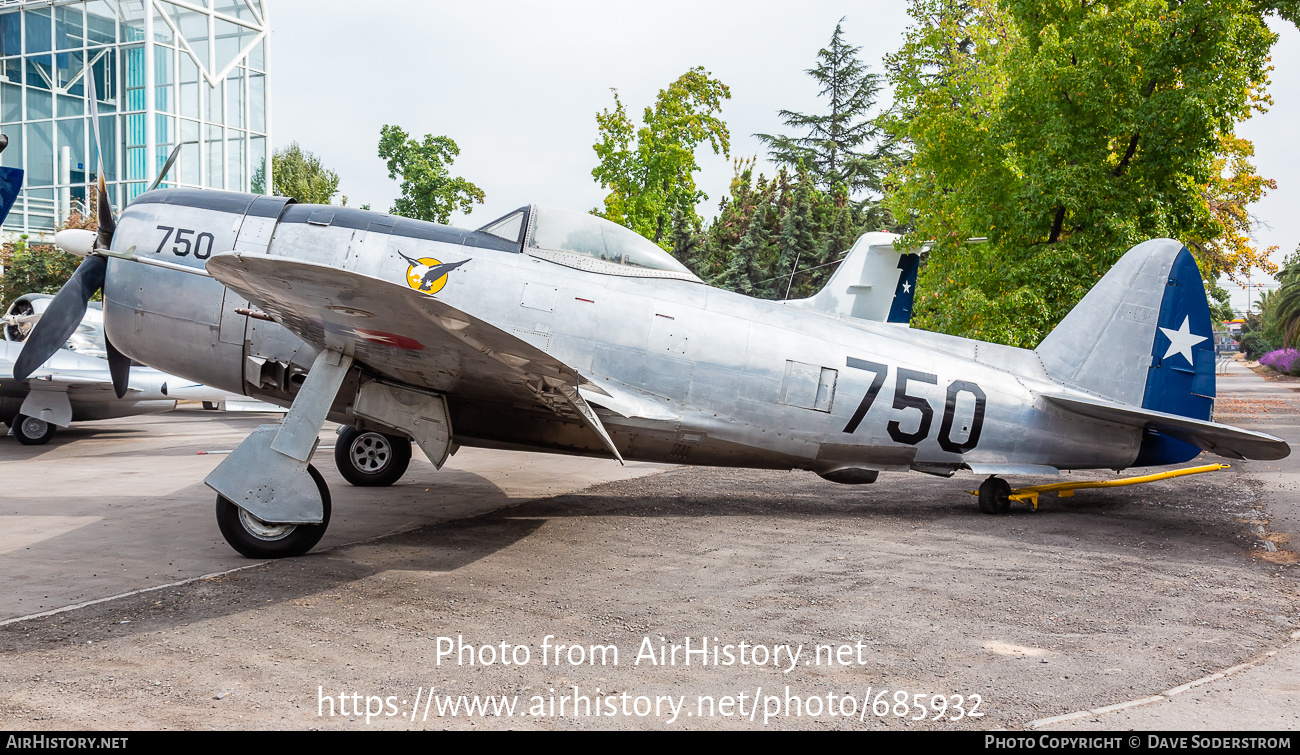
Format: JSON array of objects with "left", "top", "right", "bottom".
[{"left": 104, "top": 190, "right": 1137, "bottom": 478}]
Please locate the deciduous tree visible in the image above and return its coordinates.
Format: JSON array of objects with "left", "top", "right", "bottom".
[
  {"left": 592, "top": 67, "right": 730, "bottom": 246},
  {"left": 378, "top": 125, "right": 484, "bottom": 224},
  {"left": 884, "top": 0, "right": 1279, "bottom": 347},
  {"left": 271, "top": 142, "right": 340, "bottom": 205}
]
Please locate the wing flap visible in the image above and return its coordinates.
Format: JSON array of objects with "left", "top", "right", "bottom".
[{"left": 1042, "top": 392, "right": 1289, "bottom": 462}]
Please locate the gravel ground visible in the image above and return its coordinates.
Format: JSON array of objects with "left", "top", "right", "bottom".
[{"left": 0, "top": 457, "right": 1295, "bottom": 730}]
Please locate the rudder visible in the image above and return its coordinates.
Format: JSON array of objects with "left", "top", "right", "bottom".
[{"left": 1036, "top": 239, "right": 1216, "bottom": 464}]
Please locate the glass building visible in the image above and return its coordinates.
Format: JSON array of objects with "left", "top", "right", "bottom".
[{"left": 0, "top": 0, "right": 271, "bottom": 236}]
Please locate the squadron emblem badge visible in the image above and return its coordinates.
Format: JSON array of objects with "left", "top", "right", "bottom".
[{"left": 398, "top": 251, "right": 468, "bottom": 295}]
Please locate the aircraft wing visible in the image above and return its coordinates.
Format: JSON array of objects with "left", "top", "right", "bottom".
[
  {"left": 1041, "top": 392, "right": 1289, "bottom": 461},
  {"left": 205, "top": 252, "right": 623, "bottom": 461},
  {"left": 0, "top": 342, "right": 124, "bottom": 395}
]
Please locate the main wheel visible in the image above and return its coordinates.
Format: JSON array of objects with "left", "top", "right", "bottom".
[
  {"left": 335, "top": 427, "right": 412, "bottom": 487},
  {"left": 13, "top": 414, "right": 56, "bottom": 446},
  {"left": 978, "top": 476, "right": 1012, "bottom": 514},
  {"left": 215, "top": 464, "right": 332, "bottom": 558}
]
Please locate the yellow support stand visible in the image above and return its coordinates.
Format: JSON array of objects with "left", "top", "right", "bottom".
[{"left": 968, "top": 463, "right": 1231, "bottom": 511}]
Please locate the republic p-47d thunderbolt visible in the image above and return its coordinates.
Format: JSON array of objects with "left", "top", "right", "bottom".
[{"left": 20, "top": 181, "right": 1288, "bottom": 558}]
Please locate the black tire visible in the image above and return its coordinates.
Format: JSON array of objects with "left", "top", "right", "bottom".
[
  {"left": 215, "top": 464, "right": 332, "bottom": 558},
  {"left": 13, "top": 414, "right": 56, "bottom": 446},
  {"left": 978, "top": 476, "right": 1012, "bottom": 514},
  {"left": 334, "top": 426, "right": 412, "bottom": 487},
  {"left": 202, "top": 401, "right": 218, "bottom": 410}
]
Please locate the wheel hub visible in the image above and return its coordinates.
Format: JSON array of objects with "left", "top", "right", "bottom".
[
  {"left": 237, "top": 508, "right": 297, "bottom": 541},
  {"left": 349, "top": 432, "right": 391, "bottom": 473},
  {"left": 20, "top": 416, "right": 47, "bottom": 438}
]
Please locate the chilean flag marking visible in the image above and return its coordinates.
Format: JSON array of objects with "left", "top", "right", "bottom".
[{"left": 323, "top": 321, "right": 424, "bottom": 351}]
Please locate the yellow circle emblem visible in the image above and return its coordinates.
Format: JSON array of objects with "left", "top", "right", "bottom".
[{"left": 404, "top": 256, "right": 452, "bottom": 295}]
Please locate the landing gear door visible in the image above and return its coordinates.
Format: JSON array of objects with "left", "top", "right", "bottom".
[{"left": 218, "top": 196, "right": 295, "bottom": 347}]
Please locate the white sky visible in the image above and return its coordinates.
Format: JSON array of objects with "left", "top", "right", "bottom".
[{"left": 269, "top": 1, "right": 1298, "bottom": 316}]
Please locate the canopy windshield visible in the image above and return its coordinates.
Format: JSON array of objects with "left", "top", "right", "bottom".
[{"left": 528, "top": 207, "right": 696, "bottom": 278}]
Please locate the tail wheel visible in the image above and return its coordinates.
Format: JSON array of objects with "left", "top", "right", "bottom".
[
  {"left": 215, "top": 464, "right": 331, "bottom": 558},
  {"left": 335, "top": 426, "right": 412, "bottom": 487},
  {"left": 978, "top": 476, "right": 1012, "bottom": 514},
  {"left": 13, "top": 414, "right": 56, "bottom": 446}
]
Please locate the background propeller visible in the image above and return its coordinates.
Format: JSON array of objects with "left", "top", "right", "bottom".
[
  {"left": 11, "top": 255, "right": 107, "bottom": 380},
  {"left": 16, "top": 69, "right": 129, "bottom": 395}
]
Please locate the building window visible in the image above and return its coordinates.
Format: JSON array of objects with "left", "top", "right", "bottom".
[{"left": 0, "top": 0, "right": 270, "bottom": 236}]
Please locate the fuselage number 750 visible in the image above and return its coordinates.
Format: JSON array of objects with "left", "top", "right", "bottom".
[
  {"left": 842, "top": 356, "right": 987, "bottom": 453},
  {"left": 155, "top": 225, "right": 214, "bottom": 260}
]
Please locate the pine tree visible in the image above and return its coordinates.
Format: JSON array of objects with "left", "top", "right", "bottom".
[
  {"left": 755, "top": 18, "right": 889, "bottom": 197},
  {"left": 719, "top": 204, "right": 773, "bottom": 296},
  {"left": 775, "top": 170, "right": 817, "bottom": 299},
  {"left": 669, "top": 210, "right": 717, "bottom": 280}
]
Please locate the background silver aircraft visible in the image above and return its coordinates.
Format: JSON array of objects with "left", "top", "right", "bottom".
[
  {"left": 19, "top": 184, "right": 1285, "bottom": 559},
  {"left": 1, "top": 293, "right": 252, "bottom": 444}
]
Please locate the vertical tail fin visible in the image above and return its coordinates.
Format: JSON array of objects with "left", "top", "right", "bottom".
[
  {"left": 783, "top": 231, "right": 921, "bottom": 323},
  {"left": 1036, "top": 239, "right": 1215, "bottom": 464},
  {"left": 0, "top": 131, "right": 23, "bottom": 227}
]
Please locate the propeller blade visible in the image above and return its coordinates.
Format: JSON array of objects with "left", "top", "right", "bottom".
[
  {"left": 95, "top": 173, "right": 115, "bottom": 250},
  {"left": 86, "top": 65, "right": 115, "bottom": 250},
  {"left": 147, "top": 142, "right": 185, "bottom": 193},
  {"left": 105, "top": 334, "right": 131, "bottom": 399},
  {"left": 12, "top": 255, "right": 107, "bottom": 381}
]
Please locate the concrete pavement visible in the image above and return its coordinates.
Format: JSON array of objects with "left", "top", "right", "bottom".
[
  {"left": 1046, "top": 358, "right": 1300, "bottom": 730},
  {"left": 0, "top": 406, "right": 666, "bottom": 622}
]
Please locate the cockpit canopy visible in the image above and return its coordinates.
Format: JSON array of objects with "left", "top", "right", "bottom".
[{"left": 479, "top": 206, "right": 701, "bottom": 283}]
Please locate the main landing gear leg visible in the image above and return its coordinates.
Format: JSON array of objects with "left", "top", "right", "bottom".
[
  {"left": 977, "top": 476, "right": 1011, "bottom": 514},
  {"left": 206, "top": 349, "right": 353, "bottom": 558}
]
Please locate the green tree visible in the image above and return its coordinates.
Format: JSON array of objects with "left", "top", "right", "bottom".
[
  {"left": 756, "top": 18, "right": 892, "bottom": 198},
  {"left": 592, "top": 66, "right": 731, "bottom": 246},
  {"left": 884, "top": 0, "right": 1279, "bottom": 347},
  {"left": 716, "top": 203, "right": 774, "bottom": 297},
  {"left": 1, "top": 193, "right": 101, "bottom": 311},
  {"left": 378, "top": 125, "right": 484, "bottom": 224},
  {"left": 0, "top": 237, "right": 83, "bottom": 312},
  {"left": 775, "top": 169, "right": 819, "bottom": 298},
  {"left": 271, "top": 142, "right": 340, "bottom": 204},
  {"left": 1265, "top": 248, "right": 1300, "bottom": 348}
]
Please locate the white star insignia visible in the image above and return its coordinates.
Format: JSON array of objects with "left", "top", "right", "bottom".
[
  {"left": 1158, "top": 315, "right": 1207, "bottom": 367},
  {"left": 344, "top": 328, "right": 392, "bottom": 344},
  {"left": 901, "top": 281, "right": 911, "bottom": 294}
]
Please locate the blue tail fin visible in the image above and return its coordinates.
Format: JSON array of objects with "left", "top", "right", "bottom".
[
  {"left": 886, "top": 251, "right": 920, "bottom": 323},
  {"left": 1035, "top": 240, "right": 1216, "bottom": 465},
  {"left": 0, "top": 165, "right": 23, "bottom": 227},
  {"left": 1134, "top": 246, "right": 1215, "bottom": 464}
]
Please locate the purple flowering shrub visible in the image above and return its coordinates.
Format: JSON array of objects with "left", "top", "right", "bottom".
[{"left": 1259, "top": 348, "right": 1300, "bottom": 375}]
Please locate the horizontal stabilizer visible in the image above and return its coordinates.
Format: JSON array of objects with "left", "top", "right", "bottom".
[{"left": 1042, "top": 392, "right": 1289, "bottom": 462}]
